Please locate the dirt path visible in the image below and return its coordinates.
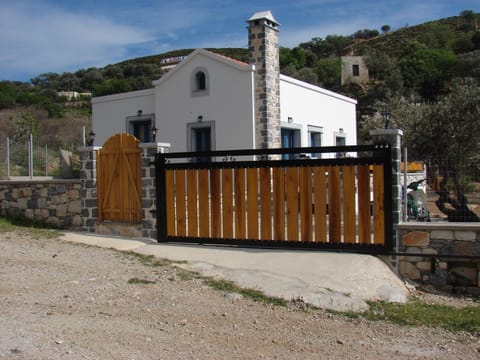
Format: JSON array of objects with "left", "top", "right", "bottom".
[{"left": 0, "top": 233, "right": 479, "bottom": 359}]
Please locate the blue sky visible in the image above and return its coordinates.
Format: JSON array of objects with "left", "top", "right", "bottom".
[{"left": 1, "top": 0, "right": 478, "bottom": 82}]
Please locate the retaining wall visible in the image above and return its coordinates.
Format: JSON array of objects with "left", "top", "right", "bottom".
[
  {"left": 0, "top": 179, "right": 82, "bottom": 230},
  {"left": 397, "top": 222, "right": 480, "bottom": 294}
]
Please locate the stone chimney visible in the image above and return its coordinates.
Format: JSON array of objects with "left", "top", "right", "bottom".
[{"left": 247, "top": 11, "right": 281, "bottom": 149}]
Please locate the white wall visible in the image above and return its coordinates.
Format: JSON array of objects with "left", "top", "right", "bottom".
[
  {"left": 279, "top": 75, "right": 357, "bottom": 148},
  {"left": 153, "top": 50, "right": 256, "bottom": 153},
  {"left": 92, "top": 89, "right": 155, "bottom": 145}
]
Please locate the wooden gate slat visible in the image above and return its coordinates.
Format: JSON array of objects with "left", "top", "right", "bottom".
[
  {"left": 222, "top": 169, "right": 234, "bottom": 239},
  {"left": 286, "top": 167, "right": 299, "bottom": 241},
  {"left": 166, "top": 170, "right": 175, "bottom": 236},
  {"left": 176, "top": 170, "right": 186, "bottom": 237},
  {"left": 373, "top": 164, "right": 385, "bottom": 245},
  {"left": 357, "top": 165, "right": 371, "bottom": 244},
  {"left": 198, "top": 169, "right": 210, "bottom": 237},
  {"left": 328, "top": 166, "right": 341, "bottom": 243},
  {"left": 247, "top": 168, "right": 258, "bottom": 239},
  {"left": 186, "top": 169, "right": 198, "bottom": 237},
  {"left": 273, "top": 167, "right": 285, "bottom": 241},
  {"left": 234, "top": 168, "right": 246, "bottom": 239},
  {"left": 102, "top": 152, "right": 120, "bottom": 210},
  {"left": 343, "top": 166, "right": 356, "bottom": 244},
  {"left": 299, "top": 167, "right": 312, "bottom": 242},
  {"left": 260, "top": 168, "right": 272, "bottom": 240},
  {"left": 313, "top": 166, "right": 327, "bottom": 242},
  {"left": 210, "top": 169, "right": 221, "bottom": 238}
]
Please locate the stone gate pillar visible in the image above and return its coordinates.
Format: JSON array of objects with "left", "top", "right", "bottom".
[
  {"left": 140, "top": 142, "right": 170, "bottom": 239},
  {"left": 78, "top": 145, "right": 101, "bottom": 233},
  {"left": 370, "top": 128, "right": 403, "bottom": 272},
  {"left": 370, "top": 129, "right": 403, "bottom": 227}
]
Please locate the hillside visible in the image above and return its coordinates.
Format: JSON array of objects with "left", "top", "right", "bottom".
[{"left": 0, "top": 11, "right": 478, "bottom": 159}]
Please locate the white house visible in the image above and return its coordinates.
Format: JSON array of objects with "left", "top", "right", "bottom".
[{"left": 92, "top": 11, "right": 357, "bottom": 154}]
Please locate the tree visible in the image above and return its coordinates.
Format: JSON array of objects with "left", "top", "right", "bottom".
[
  {"left": 456, "top": 50, "right": 480, "bottom": 79},
  {"left": 314, "top": 58, "right": 341, "bottom": 88},
  {"left": 93, "top": 79, "right": 133, "bottom": 96},
  {"left": 352, "top": 29, "right": 379, "bottom": 40},
  {"left": 459, "top": 9, "right": 476, "bottom": 30},
  {"left": 361, "top": 80, "right": 480, "bottom": 221},
  {"left": 381, "top": 25, "right": 391, "bottom": 34},
  {"left": 15, "top": 112, "right": 39, "bottom": 142},
  {"left": 299, "top": 35, "right": 351, "bottom": 57},
  {"left": 364, "top": 51, "right": 403, "bottom": 93},
  {"left": 280, "top": 47, "right": 307, "bottom": 70},
  {"left": 297, "top": 68, "right": 318, "bottom": 85},
  {"left": 0, "top": 81, "right": 17, "bottom": 109},
  {"left": 416, "top": 23, "right": 455, "bottom": 49},
  {"left": 399, "top": 44, "right": 457, "bottom": 100}
]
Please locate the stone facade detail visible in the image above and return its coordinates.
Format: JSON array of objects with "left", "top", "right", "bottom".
[
  {"left": 397, "top": 223, "right": 480, "bottom": 295},
  {"left": 247, "top": 12, "right": 281, "bottom": 149},
  {"left": 139, "top": 143, "right": 170, "bottom": 239},
  {"left": 402, "top": 231, "right": 430, "bottom": 247},
  {"left": 79, "top": 146, "right": 100, "bottom": 233},
  {"left": 0, "top": 179, "right": 82, "bottom": 229}
]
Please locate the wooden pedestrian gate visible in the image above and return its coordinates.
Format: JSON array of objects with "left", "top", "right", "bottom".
[
  {"left": 97, "top": 133, "right": 142, "bottom": 223},
  {"left": 156, "top": 145, "right": 393, "bottom": 253}
]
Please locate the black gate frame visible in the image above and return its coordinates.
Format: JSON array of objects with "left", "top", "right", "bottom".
[{"left": 155, "top": 145, "right": 393, "bottom": 254}]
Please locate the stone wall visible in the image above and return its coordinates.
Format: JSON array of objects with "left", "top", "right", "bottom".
[
  {"left": 0, "top": 179, "right": 82, "bottom": 230},
  {"left": 397, "top": 223, "right": 480, "bottom": 294}
]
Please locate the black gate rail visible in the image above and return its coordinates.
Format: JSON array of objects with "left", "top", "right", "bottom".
[{"left": 155, "top": 144, "right": 393, "bottom": 253}]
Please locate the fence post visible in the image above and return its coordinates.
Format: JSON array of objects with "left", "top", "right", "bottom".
[
  {"left": 139, "top": 142, "right": 170, "bottom": 240},
  {"left": 29, "top": 133, "right": 33, "bottom": 179},
  {"left": 78, "top": 145, "right": 101, "bottom": 232},
  {"left": 6, "top": 137, "right": 10, "bottom": 178},
  {"left": 370, "top": 129, "right": 403, "bottom": 261}
]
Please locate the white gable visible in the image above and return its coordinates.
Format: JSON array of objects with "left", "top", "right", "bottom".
[{"left": 152, "top": 49, "right": 253, "bottom": 87}]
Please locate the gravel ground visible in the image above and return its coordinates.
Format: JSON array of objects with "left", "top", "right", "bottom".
[{"left": 1, "top": 232, "right": 479, "bottom": 360}]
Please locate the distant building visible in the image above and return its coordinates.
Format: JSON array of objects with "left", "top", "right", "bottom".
[
  {"left": 341, "top": 56, "right": 369, "bottom": 85},
  {"left": 58, "top": 91, "right": 92, "bottom": 100},
  {"left": 92, "top": 11, "right": 358, "bottom": 153}
]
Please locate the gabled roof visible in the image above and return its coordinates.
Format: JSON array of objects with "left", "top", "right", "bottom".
[{"left": 152, "top": 49, "right": 254, "bottom": 86}]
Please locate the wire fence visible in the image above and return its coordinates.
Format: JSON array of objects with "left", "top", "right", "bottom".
[
  {"left": 0, "top": 133, "right": 82, "bottom": 179},
  {"left": 406, "top": 157, "right": 480, "bottom": 222}
]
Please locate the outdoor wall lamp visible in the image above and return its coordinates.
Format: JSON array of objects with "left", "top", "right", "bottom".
[
  {"left": 137, "top": 109, "right": 143, "bottom": 116},
  {"left": 152, "top": 126, "right": 157, "bottom": 142},
  {"left": 381, "top": 111, "right": 391, "bottom": 129},
  {"left": 88, "top": 130, "right": 95, "bottom": 146},
  {"left": 197, "top": 115, "right": 203, "bottom": 122},
  {"left": 288, "top": 116, "right": 293, "bottom": 123}
]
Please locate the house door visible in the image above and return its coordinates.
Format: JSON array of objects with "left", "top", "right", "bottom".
[
  {"left": 281, "top": 128, "right": 299, "bottom": 160},
  {"left": 192, "top": 126, "right": 211, "bottom": 162}
]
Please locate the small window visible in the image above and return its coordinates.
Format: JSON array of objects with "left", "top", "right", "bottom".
[
  {"left": 195, "top": 71, "right": 206, "bottom": 91},
  {"left": 352, "top": 64, "right": 360, "bottom": 77},
  {"left": 309, "top": 131, "right": 322, "bottom": 158},
  {"left": 126, "top": 114, "right": 154, "bottom": 143},
  {"left": 191, "top": 67, "right": 209, "bottom": 96}
]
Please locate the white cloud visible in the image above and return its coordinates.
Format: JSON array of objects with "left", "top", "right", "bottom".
[{"left": 0, "top": 2, "right": 153, "bottom": 79}]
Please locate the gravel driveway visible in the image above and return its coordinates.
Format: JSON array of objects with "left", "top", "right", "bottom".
[{"left": 1, "top": 232, "right": 479, "bottom": 359}]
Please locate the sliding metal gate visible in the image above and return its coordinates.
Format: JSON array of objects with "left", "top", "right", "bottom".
[{"left": 155, "top": 145, "right": 393, "bottom": 253}]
